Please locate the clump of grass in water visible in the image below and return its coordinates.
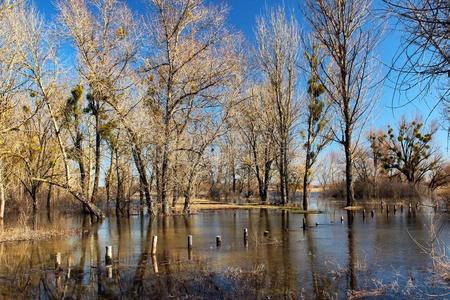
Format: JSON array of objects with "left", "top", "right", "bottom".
[{"left": 0, "top": 210, "right": 78, "bottom": 243}]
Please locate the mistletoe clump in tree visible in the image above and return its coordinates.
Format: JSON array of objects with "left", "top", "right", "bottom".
[{"left": 376, "top": 118, "right": 438, "bottom": 185}]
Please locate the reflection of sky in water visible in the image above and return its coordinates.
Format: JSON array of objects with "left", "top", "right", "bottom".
[{"left": 0, "top": 197, "right": 447, "bottom": 298}]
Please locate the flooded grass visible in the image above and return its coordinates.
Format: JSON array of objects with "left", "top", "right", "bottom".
[
  {"left": 173, "top": 197, "right": 323, "bottom": 214},
  {"left": 0, "top": 227, "right": 79, "bottom": 243}
]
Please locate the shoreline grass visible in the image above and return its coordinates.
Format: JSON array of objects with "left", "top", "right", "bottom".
[
  {"left": 0, "top": 227, "right": 80, "bottom": 244},
  {"left": 173, "top": 198, "right": 323, "bottom": 214}
]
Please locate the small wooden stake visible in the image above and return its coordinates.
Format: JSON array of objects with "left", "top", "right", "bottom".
[
  {"left": 55, "top": 252, "right": 62, "bottom": 270},
  {"left": 67, "top": 256, "right": 72, "bottom": 279},
  {"left": 216, "top": 235, "right": 221, "bottom": 246},
  {"left": 105, "top": 246, "right": 113, "bottom": 266},
  {"left": 362, "top": 209, "right": 366, "bottom": 219},
  {"left": 340, "top": 216, "right": 344, "bottom": 223},
  {"left": 302, "top": 218, "right": 306, "bottom": 230},
  {"left": 151, "top": 235, "right": 158, "bottom": 255},
  {"left": 151, "top": 255, "right": 159, "bottom": 273},
  {"left": 371, "top": 210, "right": 374, "bottom": 218},
  {"left": 244, "top": 228, "right": 248, "bottom": 241}
]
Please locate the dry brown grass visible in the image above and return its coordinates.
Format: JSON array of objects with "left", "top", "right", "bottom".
[
  {"left": 0, "top": 227, "right": 79, "bottom": 243},
  {"left": 172, "top": 198, "right": 322, "bottom": 214},
  {"left": 0, "top": 210, "right": 79, "bottom": 243},
  {"left": 349, "top": 288, "right": 385, "bottom": 299}
]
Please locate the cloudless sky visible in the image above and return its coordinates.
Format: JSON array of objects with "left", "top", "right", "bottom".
[{"left": 34, "top": 0, "right": 448, "bottom": 156}]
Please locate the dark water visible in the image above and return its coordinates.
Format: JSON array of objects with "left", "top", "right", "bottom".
[{"left": 0, "top": 196, "right": 448, "bottom": 299}]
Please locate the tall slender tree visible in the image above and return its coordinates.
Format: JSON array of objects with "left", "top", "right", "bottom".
[
  {"left": 256, "top": 7, "right": 300, "bottom": 204},
  {"left": 301, "top": 44, "right": 331, "bottom": 211},
  {"left": 304, "top": 0, "right": 380, "bottom": 206}
]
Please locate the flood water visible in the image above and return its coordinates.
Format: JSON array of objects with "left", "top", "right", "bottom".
[{"left": 0, "top": 196, "right": 448, "bottom": 299}]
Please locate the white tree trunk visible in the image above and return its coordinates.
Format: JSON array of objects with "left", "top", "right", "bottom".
[{"left": 0, "top": 166, "right": 5, "bottom": 220}]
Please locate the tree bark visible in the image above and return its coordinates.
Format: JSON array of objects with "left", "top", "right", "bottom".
[
  {"left": 90, "top": 109, "right": 101, "bottom": 204},
  {"left": 0, "top": 169, "right": 5, "bottom": 220},
  {"left": 303, "top": 161, "right": 310, "bottom": 211},
  {"left": 132, "top": 148, "right": 154, "bottom": 215},
  {"left": 344, "top": 135, "right": 355, "bottom": 206}
]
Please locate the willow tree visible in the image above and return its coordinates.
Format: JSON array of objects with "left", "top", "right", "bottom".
[
  {"left": 256, "top": 7, "right": 300, "bottom": 205},
  {"left": 143, "top": 0, "right": 243, "bottom": 214},
  {"left": 304, "top": 0, "right": 380, "bottom": 206},
  {"left": 301, "top": 44, "right": 331, "bottom": 211}
]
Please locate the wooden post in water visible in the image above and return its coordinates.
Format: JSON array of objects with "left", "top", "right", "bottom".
[
  {"left": 371, "top": 210, "right": 374, "bottom": 218},
  {"left": 386, "top": 205, "right": 390, "bottom": 214},
  {"left": 67, "top": 256, "right": 72, "bottom": 279},
  {"left": 105, "top": 246, "right": 113, "bottom": 266},
  {"left": 244, "top": 228, "right": 248, "bottom": 246},
  {"left": 55, "top": 252, "right": 62, "bottom": 271},
  {"left": 151, "top": 255, "right": 159, "bottom": 273},
  {"left": 187, "top": 235, "right": 193, "bottom": 250},
  {"left": 362, "top": 209, "right": 366, "bottom": 219},
  {"left": 151, "top": 236, "right": 158, "bottom": 255},
  {"left": 302, "top": 218, "right": 306, "bottom": 230},
  {"left": 380, "top": 201, "right": 383, "bottom": 209},
  {"left": 340, "top": 216, "right": 344, "bottom": 223},
  {"left": 400, "top": 204, "right": 404, "bottom": 212},
  {"left": 393, "top": 204, "right": 396, "bottom": 214},
  {"left": 216, "top": 236, "right": 222, "bottom": 246}
]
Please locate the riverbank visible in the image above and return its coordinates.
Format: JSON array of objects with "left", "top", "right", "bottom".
[
  {"left": 173, "top": 198, "right": 323, "bottom": 214},
  {"left": 0, "top": 226, "right": 79, "bottom": 244}
]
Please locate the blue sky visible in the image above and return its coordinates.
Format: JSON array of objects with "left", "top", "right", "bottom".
[{"left": 35, "top": 0, "right": 448, "bottom": 156}]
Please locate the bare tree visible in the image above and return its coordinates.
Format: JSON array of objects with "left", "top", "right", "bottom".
[
  {"left": 304, "top": 0, "right": 380, "bottom": 206},
  {"left": 142, "top": 0, "right": 243, "bottom": 214},
  {"left": 58, "top": 0, "right": 139, "bottom": 205},
  {"left": 256, "top": 7, "right": 300, "bottom": 204},
  {"left": 12, "top": 3, "right": 105, "bottom": 220},
  {"left": 236, "top": 85, "right": 276, "bottom": 203},
  {"left": 384, "top": 0, "right": 449, "bottom": 101},
  {"left": 383, "top": 0, "right": 449, "bottom": 148}
]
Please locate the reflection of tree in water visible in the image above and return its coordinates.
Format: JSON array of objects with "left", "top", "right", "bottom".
[
  {"left": 0, "top": 210, "right": 448, "bottom": 298},
  {"left": 347, "top": 210, "right": 357, "bottom": 291}
]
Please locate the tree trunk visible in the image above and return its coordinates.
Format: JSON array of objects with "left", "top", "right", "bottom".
[
  {"left": 32, "top": 187, "right": 38, "bottom": 214},
  {"left": 0, "top": 172, "right": 5, "bottom": 220},
  {"left": 160, "top": 143, "right": 170, "bottom": 215},
  {"left": 46, "top": 183, "right": 53, "bottom": 214},
  {"left": 105, "top": 151, "right": 113, "bottom": 203},
  {"left": 90, "top": 111, "right": 101, "bottom": 204},
  {"left": 279, "top": 140, "right": 288, "bottom": 205},
  {"left": 115, "top": 149, "right": 123, "bottom": 215},
  {"left": 303, "top": 161, "right": 310, "bottom": 211},
  {"left": 344, "top": 137, "right": 355, "bottom": 207},
  {"left": 132, "top": 148, "right": 154, "bottom": 215},
  {"left": 183, "top": 170, "right": 196, "bottom": 214},
  {"left": 172, "top": 186, "right": 178, "bottom": 208}
]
